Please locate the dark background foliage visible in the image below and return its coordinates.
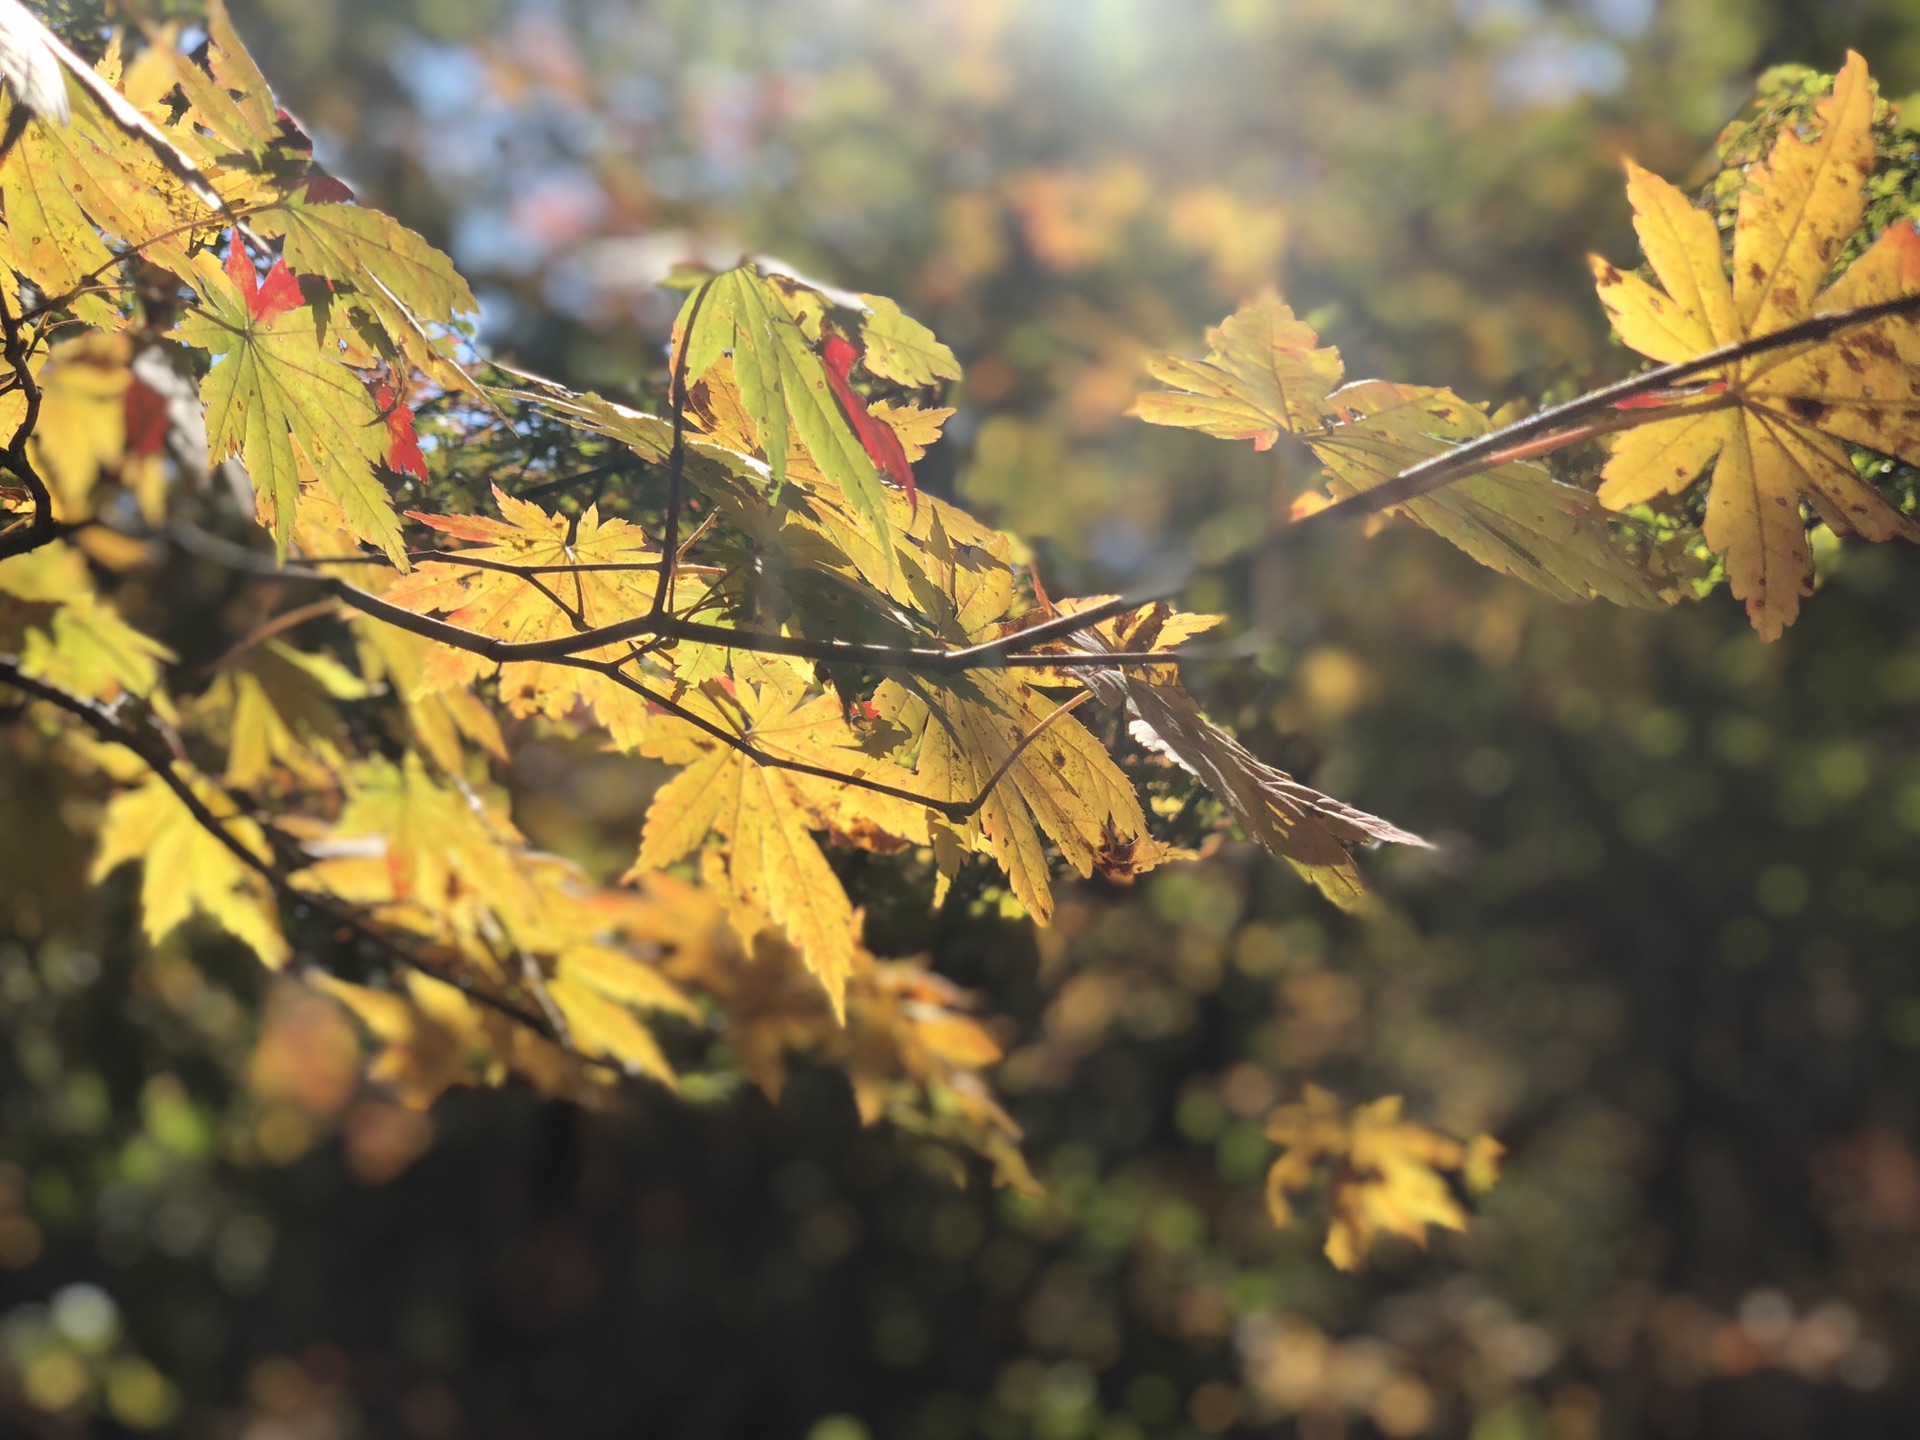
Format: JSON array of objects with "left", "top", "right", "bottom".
[{"left": 4, "top": 0, "right": 1920, "bottom": 1436}]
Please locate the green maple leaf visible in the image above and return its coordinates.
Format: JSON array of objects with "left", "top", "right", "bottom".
[{"left": 173, "top": 254, "right": 405, "bottom": 564}]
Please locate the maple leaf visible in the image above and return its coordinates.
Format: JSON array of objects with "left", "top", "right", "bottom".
[
  {"left": 677, "top": 266, "right": 894, "bottom": 558},
  {"left": 823, "top": 329, "right": 918, "bottom": 508},
  {"left": 1264, "top": 1085, "right": 1501, "bottom": 1271},
  {"left": 0, "top": 541, "right": 172, "bottom": 701},
  {"left": 865, "top": 399, "right": 955, "bottom": 463},
  {"left": 299, "top": 756, "right": 698, "bottom": 1086},
  {"left": 351, "top": 618, "right": 506, "bottom": 775},
  {"left": 200, "top": 638, "right": 370, "bottom": 790},
  {"left": 856, "top": 295, "right": 964, "bottom": 389},
  {"left": 163, "top": 2, "right": 280, "bottom": 160},
  {"left": 1591, "top": 51, "right": 1920, "bottom": 639},
  {"left": 299, "top": 753, "right": 552, "bottom": 957},
  {"left": 93, "top": 773, "right": 287, "bottom": 967},
  {"left": 1130, "top": 294, "right": 1682, "bottom": 607},
  {"left": 26, "top": 330, "right": 131, "bottom": 518},
  {"left": 546, "top": 960, "right": 679, "bottom": 1085},
  {"left": 634, "top": 670, "right": 893, "bottom": 1019},
  {"left": 646, "top": 875, "right": 1032, "bottom": 1190},
  {"left": 0, "top": 92, "right": 119, "bottom": 328},
  {"left": 254, "top": 201, "right": 480, "bottom": 386},
  {"left": 0, "top": 17, "right": 265, "bottom": 316},
  {"left": 873, "top": 669, "right": 1148, "bottom": 924},
  {"left": 317, "top": 972, "right": 519, "bottom": 1111},
  {"left": 1101, "top": 668, "right": 1423, "bottom": 909},
  {"left": 383, "top": 486, "right": 659, "bottom": 733},
  {"left": 225, "top": 232, "right": 304, "bottom": 324},
  {"left": 373, "top": 378, "right": 429, "bottom": 481},
  {"left": 1312, "top": 380, "right": 1685, "bottom": 609},
  {"left": 172, "top": 252, "right": 405, "bottom": 565},
  {"left": 316, "top": 975, "right": 606, "bottom": 1113},
  {"left": 1130, "top": 293, "right": 1343, "bottom": 447}
]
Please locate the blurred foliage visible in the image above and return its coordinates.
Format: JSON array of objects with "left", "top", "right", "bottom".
[{"left": 2, "top": 0, "right": 1919, "bottom": 1436}]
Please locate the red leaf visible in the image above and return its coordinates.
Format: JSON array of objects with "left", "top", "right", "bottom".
[
  {"left": 224, "top": 231, "right": 257, "bottom": 304},
  {"left": 374, "top": 380, "right": 429, "bottom": 482},
  {"left": 251, "top": 262, "right": 304, "bottom": 324},
  {"left": 303, "top": 173, "right": 356, "bottom": 204},
  {"left": 821, "top": 332, "right": 917, "bottom": 510},
  {"left": 225, "top": 231, "right": 305, "bottom": 324},
  {"left": 124, "top": 379, "right": 170, "bottom": 459}
]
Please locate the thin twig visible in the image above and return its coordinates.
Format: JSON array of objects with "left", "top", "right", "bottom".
[
  {"left": 576, "top": 657, "right": 1042, "bottom": 823},
  {"left": 198, "top": 599, "right": 342, "bottom": 674},
  {"left": 1294, "top": 291, "right": 1920, "bottom": 527},
  {"left": 0, "top": 655, "right": 605, "bottom": 1061},
  {"left": 182, "top": 528, "right": 1176, "bottom": 672}
]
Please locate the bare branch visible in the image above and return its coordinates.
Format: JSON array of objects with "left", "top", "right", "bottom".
[{"left": 0, "top": 291, "right": 55, "bottom": 561}]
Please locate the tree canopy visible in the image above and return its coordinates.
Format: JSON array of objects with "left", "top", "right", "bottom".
[{"left": 0, "top": 1, "right": 1918, "bottom": 1436}]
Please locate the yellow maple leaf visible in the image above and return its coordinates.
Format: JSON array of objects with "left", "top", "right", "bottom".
[
  {"left": 1264, "top": 1086, "right": 1500, "bottom": 1270},
  {"left": 314, "top": 971, "right": 560, "bottom": 1111},
  {"left": 298, "top": 753, "right": 555, "bottom": 959},
  {"left": 0, "top": 541, "right": 173, "bottom": 702},
  {"left": 633, "top": 670, "right": 897, "bottom": 1019},
  {"left": 1131, "top": 293, "right": 1681, "bottom": 608},
  {"left": 172, "top": 252, "right": 405, "bottom": 565},
  {"left": 546, "top": 968, "right": 678, "bottom": 1086},
  {"left": 384, "top": 486, "right": 661, "bottom": 739},
  {"left": 1591, "top": 51, "right": 1920, "bottom": 639},
  {"left": 872, "top": 670, "right": 1145, "bottom": 924},
  {"left": 93, "top": 773, "right": 287, "bottom": 967},
  {"left": 864, "top": 399, "right": 956, "bottom": 463},
  {"left": 29, "top": 332, "right": 130, "bottom": 518},
  {"left": 351, "top": 618, "right": 507, "bottom": 775},
  {"left": 201, "top": 639, "right": 370, "bottom": 790}
]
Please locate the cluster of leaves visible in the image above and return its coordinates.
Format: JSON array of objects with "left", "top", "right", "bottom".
[
  {"left": 1135, "top": 51, "right": 1920, "bottom": 646},
  {"left": 0, "top": 1, "right": 1454, "bottom": 1263},
  {"left": 1262, "top": 1085, "right": 1501, "bottom": 1272},
  {"left": 3, "top": 0, "right": 1917, "bottom": 1277}
]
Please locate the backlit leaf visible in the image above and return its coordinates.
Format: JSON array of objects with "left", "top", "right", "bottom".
[
  {"left": 172, "top": 253, "right": 404, "bottom": 564},
  {"left": 94, "top": 773, "right": 287, "bottom": 967},
  {"left": 1265, "top": 1085, "right": 1499, "bottom": 1271},
  {"left": 858, "top": 295, "right": 963, "bottom": 388},
  {"left": 1592, "top": 51, "right": 1920, "bottom": 638}
]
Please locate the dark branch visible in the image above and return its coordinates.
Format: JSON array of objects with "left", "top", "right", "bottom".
[
  {"left": 0, "top": 655, "right": 614, "bottom": 1067},
  {"left": 0, "top": 293, "right": 56, "bottom": 561}
]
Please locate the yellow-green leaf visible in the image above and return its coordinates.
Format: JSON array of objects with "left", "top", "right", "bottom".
[
  {"left": 1592, "top": 51, "right": 1920, "bottom": 639},
  {"left": 858, "top": 295, "right": 962, "bottom": 387},
  {"left": 94, "top": 774, "right": 287, "bottom": 967},
  {"left": 172, "top": 254, "right": 403, "bottom": 564}
]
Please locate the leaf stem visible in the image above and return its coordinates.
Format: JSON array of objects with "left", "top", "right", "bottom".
[{"left": 655, "top": 275, "right": 719, "bottom": 622}]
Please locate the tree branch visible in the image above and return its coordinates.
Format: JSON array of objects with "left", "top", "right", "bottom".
[
  {"left": 1294, "top": 291, "right": 1920, "bottom": 528},
  {"left": 0, "top": 655, "right": 614, "bottom": 1066},
  {"left": 0, "top": 292, "right": 56, "bottom": 561}
]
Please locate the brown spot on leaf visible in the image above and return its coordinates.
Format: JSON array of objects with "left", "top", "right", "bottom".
[{"left": 1786, "top": 396, "right": 1830, "bottom": 423}]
